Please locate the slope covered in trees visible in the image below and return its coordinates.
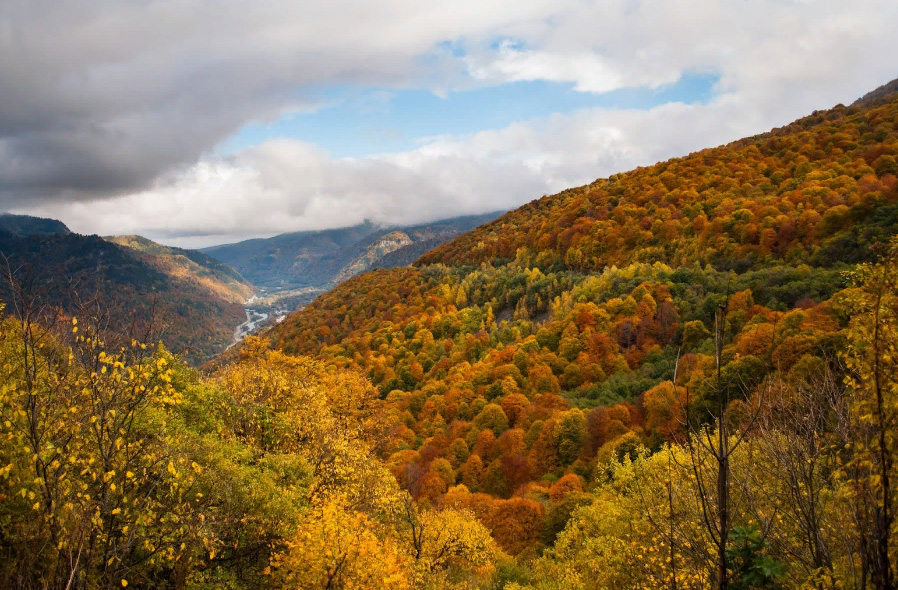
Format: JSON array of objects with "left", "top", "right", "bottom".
[
  {"left": 0, "top": 307, "right": 502, "bottom": 589},
  {"left": 417, "top": 91, "right": 898, "bottom": 272},
  {"left": 203, "top": 212, "right": 503, "bottom": 290},
  {"left": 0, "top": 227, "right": 253, "bottom": 364},
  {"left": 106, "top": 234, "right": 253, "bottom": 304},
  {"left": 263, "top": 80, "right": 898, "bottom": 587}
]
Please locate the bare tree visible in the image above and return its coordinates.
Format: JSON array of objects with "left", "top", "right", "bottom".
[
  {"left": 675, "top": 302, "right": 767, "bottom": 590},
  {"left": 746, "top": 369, "right": 845, "bottom": 589}
]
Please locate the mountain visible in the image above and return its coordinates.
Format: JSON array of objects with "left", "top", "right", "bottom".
[
  {"left": 265, "top": 78, "right": 898, "bottom": 553},
  {"left": 0, "top": 228, "right": 253, "bottom": 364},
  {"left": 203, "top": 222, "right": 380, "bottom": 289},
  {"left": 0, "top": 213, "right": 71, "bottom": 237},
  {"left": 374, "top": 236, "right": 448, "bottom": 268},
  {"left": 106, "top": 235, "right": 252, "bottom": 304},
  {"left": 416, "top": 109, "right": 898, "bottom": 272},
  {"left": 202, "top": 212, "right": 504, "bottom": 290}
]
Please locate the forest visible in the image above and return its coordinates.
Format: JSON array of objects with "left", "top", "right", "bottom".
[
  {"left": 2, "top": 87, "right": 898, "bottom": 588},
  {"left": 0, "top": 230, "right": 253, "bottom": 365}
]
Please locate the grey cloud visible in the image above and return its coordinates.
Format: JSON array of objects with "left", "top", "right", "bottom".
[{"left": 0, "top": 0, "right": 564, "bottom": 208}]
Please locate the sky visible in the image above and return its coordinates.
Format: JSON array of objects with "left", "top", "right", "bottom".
[{"left": 2, "top": 0, "right": 897, "bottom": 248}]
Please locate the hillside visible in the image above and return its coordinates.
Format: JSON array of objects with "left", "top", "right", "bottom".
[
  {"left": 203, "top": 212, "right": 503, "bottom": 290},
  {"left": 853, "top": 77, "right": 898, "bottom": 107},
  {"left": 0, "top": 224, "right": 253, "bottom": 364},
  {"left": 417, "top": 99, "right": 898, "bottom": 272},
  {"left": 266, "top": 80, "right": 898, "bottom": 569},
  {"left": 203, "top": 222, "right": 380, "bottom": 288},
  {"left": 0, "top": 213, "right": 71, "bottom": 237},
  {"left": 106, "top": 235, "right": 253, "bottom": 303}
]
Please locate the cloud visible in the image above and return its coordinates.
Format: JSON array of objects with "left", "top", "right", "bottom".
[
  {"left": 32, "top": 95, "right": 779, "bottom": 247},
  {"left": 466, "top": 41, "right": 681, "bottom": 93},
  {"left": 4, "top": 0, "right": 898, "bottom": 244},
  {"left": 0, "top": 0, "right": 565, "bottom": 207}
]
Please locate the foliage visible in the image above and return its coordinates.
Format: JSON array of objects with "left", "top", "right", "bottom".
[
  {"left": 726, "top": 526, "right": 786, "bottom": 590},
  {"left": 270, "top": 499, "right": 409, "bottom": 590}
]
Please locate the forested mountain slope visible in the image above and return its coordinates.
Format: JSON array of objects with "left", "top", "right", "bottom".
[
  {"left": 417, "top": 92, "right": 898, "bottom": 272},
  {"left": 265, "top": 80, "right": 898, "bottom": 582},
  {"left": 0, "top": 225, "right": 253, "bottom": 364},
  {"left": 106, "top": 234, "right": 253, "bottom": 304},
  {"left": 203, "top": 212, "right": 503, "bottom": 289}
]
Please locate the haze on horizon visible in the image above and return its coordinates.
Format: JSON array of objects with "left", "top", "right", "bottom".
[{"left": 2, "top": 0, "right": 896, "bottom": 248}]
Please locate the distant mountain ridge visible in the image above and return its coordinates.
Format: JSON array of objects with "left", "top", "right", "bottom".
[
  {"left": 202, "top": 212, "right": 504, "bottom": 290},
  {"left": 0, "top": 217, "right": 254, "bottom": 364},
  {"left": 375, "top": 236, "right": 448, "bottom": 268}
]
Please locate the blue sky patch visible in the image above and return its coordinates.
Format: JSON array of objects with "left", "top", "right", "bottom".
[{"left": 217, "top": 72, "right": 719, "bottom": 159}]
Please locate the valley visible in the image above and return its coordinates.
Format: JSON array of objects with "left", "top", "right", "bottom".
[
  {"left": 231, "top": 291, "right": 306, "bottom": 345},
  {"left": 0, "top": 213, "right": 504, "bottom": 362},
  {"left": 204, "top": 212, "right": 507, "bottom": 343},
  {"left": 232, "top": 308, "right": 270, "bottom": 345}
]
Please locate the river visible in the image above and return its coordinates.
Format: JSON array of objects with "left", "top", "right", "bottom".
[
  {"left": 231, "top": 308, "right": 269, "bottom": 345},
  {"left": 230, "top": 289, "right": 316, "bottom": 348}
]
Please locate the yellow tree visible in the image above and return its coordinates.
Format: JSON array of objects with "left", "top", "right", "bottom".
[
  {"left": 0, "top": 310, "right": 207, "bottom": 589},
  {"left": 213, "top": 338, "right": 399, "bottom": 513},
  {"left": 391, "top": 494, "right": 499, "bottom": 587},
  {"left": 840, "top": 238, "right": 898, "bottom": 590},
  {"left": 270, "top": 498, "right": 410, "bottom": 590}
]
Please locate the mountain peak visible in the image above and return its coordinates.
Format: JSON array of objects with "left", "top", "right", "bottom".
[{"left": 0, "top": 213, "right": 70, "bottom": 237}]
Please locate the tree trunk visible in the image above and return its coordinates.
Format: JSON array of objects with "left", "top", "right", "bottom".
[{"left": 716, "top": 304, "right": 729, "bottom": 590}]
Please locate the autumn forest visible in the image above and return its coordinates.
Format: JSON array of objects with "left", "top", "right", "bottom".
[{"left": 3, "top": 82, "right": 898, "bottom": 590}]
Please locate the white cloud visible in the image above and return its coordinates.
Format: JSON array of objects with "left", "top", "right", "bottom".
[
  {"left": 35, "top": 95, "right": 778, "bottom": 246},
  {"left": 466, "top": 41, "right": 681, "bottom": 93},
  {"left": 0, "top": 0, "right": 569, "bottom": 205}
]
